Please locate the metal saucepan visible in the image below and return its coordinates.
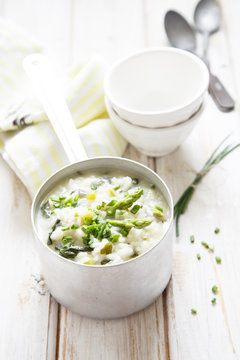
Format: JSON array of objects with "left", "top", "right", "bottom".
[{"left": 25, "top": 54, "right": 174, "bottom": 319}]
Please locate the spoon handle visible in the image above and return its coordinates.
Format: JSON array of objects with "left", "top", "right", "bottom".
[{"left": 208, "top": 73, "right": 235, "bottom": 112}]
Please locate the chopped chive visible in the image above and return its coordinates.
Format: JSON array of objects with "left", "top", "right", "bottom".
[
  {"left": 215, "top": 256, "right": 222, "bottom": 264},
  {"left": 62, "top": 235, "right": 73, "bottom": 243},
  {"left": 90, "top": 182, "right": 97, "bottom": 190},
  {"left": 201, "top": 241, "right": 209, "bottom": 249},
  {"left": 151, "top": 184, "right": 156, "bottom": 189},
  {"left": 109, "top": 234, "right": 120, "bottom": 243},
  {"left": 191, "top": 309, "right": 197, "bottom": 315},
  {"left": 113, "top": 185, "right": 120, "bottom": 190},
  {"left": 61, "top": 227, "right": 70, "bottom": 231},
  {"left": 155, "top": 205, "right": 163, "bottom": 212},
  {"left": 117, "top": 210, "right": 125, "bottom": 215},
  {"left": 59, "top": 196, "right": 66, "bottom": 201},
  {"left": 132, "top": 178, "right": 139, "bottom": 185},
  {"left": 62, "top": 242, "right": 72, "bottom": 249},
  {"left": 201, "top": 241, "right": 214, "bottom": 252},
  {"left": 196, "top": 253, "right": 201, "bottom": 260},
  {"left": 214, "top": 227, "right": 220, "bottom": 234},
  {"left": 211, "top": 297, "right": 216, "bottom": 305},
  {"left": 96, "top": 201, "right": 106, "bottom": 210},
  {"left": 190, "top": 235, "right": 195, "bottom": 243},
  {"left": 107, "top": 199, "right": 117, "bottom": 206},
  {"left": 121, "top": 229, "right": 129, "bottom": 237},
  {"left": 50, "top": 197, "right": 60, "bottom": 203},
  {"left": 74, "top": 194, "right": 79, "bottom": 202},
  {"left": 212, "top": 285, "right": 218, "bottom": 295},
  {"left": 101, "top": 258, "right": 111, "bottom": 265},
  {"left": 71, "top": 224, "right": 80, "bottom": 230},
  {"left": 131, "top": 204, "right": 142, "bottom": 214},
  {"left": 74, "top": 213, "right": 79, "bottom": 217}
]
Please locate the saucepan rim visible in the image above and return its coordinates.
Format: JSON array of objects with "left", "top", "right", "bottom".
[{"left": 31, "top": 156, "right": 174, "bottom": 269}]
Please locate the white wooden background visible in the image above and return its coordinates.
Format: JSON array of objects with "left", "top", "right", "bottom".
[{"left": 0, "top": 0, "right": 240, "bottom": 359}]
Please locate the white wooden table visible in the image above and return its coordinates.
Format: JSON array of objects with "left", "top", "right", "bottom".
[{"left": 1, "top": 1, "right": 240, "bottom": 359}]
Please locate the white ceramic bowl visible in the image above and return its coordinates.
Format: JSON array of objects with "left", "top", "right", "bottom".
[
  {"left": 104, "top": 47, "right": 209, "bottom": 128},
  {"left": 106, "top": 96, "right": 206, "bottom": 157}
]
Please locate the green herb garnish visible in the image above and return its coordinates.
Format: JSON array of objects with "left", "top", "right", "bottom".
[
  {"left": 101, "top": 258, "right": 111, "bottom": 265},
  {"left": 153, "top": 206, "right": 165, "bottom": 220},
  {"left": 201, "top": 241, "right": 214, "bottom": 252},
  {"left": 59, "top": 245, "right": 93, "bottom": 259},
  {"left": 91, "top": 182, "right": 97, "bottom": 190},
  {"left": 62, "top": 235, "right": 73, "bottom": 244},
  {"left": 191, "top": 309, "right": 197, "bottom": 315},
  {"left": 212, "top": 285, "right": 218, "bottom": 295},
  {"left": 174, "top": 136, "right": 240, "bottom": 236},
  {"left": 196, "top": 253, "right": 201, "bottom": 260},
  {"left": 211, "top": 297, "right": 216, "bottom": 305},
  {"left": 190, "top": 235, "right": 195, "bottom": 243},
  {"left": 131, "top": 204, "right": 142, "bottom": 214},
  {"left": 96, "top": 202, "right": 106, "bottom": 210},
  {"left": 61, "top": 227, "right": 70, "bottom": 231},
  {"left": 107, "top": 199, "right": 117, "bottom": 207},
  {"left": 215, "top": 256, "right": 222, "bottom": 264},
  {"left": 71, "top": 224, "right": 80, "bottom": 230},
  {"left": 151, "top": 184, "right": 156, "bottom": 189},
  {"left": 121, "top": 229, "right": 129, "bottom": 237},
  {"left": 109, "top": 234, "right": 120, "bottom": 243},
  {"left": 48, "top": 219, "right": 61, "bottom": 245},
  {"left": 41, "top": 201, "right": 52, "bottom": 218},
  {"left": 132, "top": 178, "right": 139, "bottom": 185},
  {"left": 214, "top": 227, "right": 220, "bottom": 234},
  {"left": 113, "top": 185, "right": 120, "bottom": 190}
]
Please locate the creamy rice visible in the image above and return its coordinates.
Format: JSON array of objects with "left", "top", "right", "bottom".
[{"left": 36, "top": 172, "right": 170, "bottom": 265}]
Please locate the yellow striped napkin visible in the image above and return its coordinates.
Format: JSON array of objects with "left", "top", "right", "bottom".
[{"left": 0, "top": 18, "right": 127, "bottom": 198}]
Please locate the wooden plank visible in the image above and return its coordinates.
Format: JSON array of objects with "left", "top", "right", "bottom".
[
  {"left": 56, "top": 149, "right": 169, "bottom": 360},
  {"left": 0, "top": 0, "right": 72, "bottom": 359},
  {"left": 152, "top": 0, "right": 240, "bottom": 358},
  {"left": 55, "top": 1, "right": 171, "bottom": 358},
  {"left": 2, "top": 0, "right": 72, "bottom": 68},
  {"left": 0, "top": 159, "right": 53, "bottom": 359},
  {"left": 70, "top": 0, "right": 146, "bottom": 66}
]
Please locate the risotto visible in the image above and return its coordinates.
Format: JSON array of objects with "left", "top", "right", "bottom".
[{"left": 36, "top": 172, "right": 170, "bottom": 265}]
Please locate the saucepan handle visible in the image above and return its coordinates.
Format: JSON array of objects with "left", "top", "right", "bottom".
[{"left": 23, "top": 54, "right": 88, "bottom": 163}]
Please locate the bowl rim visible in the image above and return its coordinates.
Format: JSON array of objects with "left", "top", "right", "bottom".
[
  {"left": 105, "top": 95, "right": 206, "bottom": 132},
  {"left": 104, "top": 47, "right": 209, "bottom": 117},
  {"left": 31, "top": 156, "right": 174, "bottom": 270}
]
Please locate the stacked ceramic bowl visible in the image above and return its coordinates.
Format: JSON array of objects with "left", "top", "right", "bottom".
[{"left": 104, "top": 48, "right": 209, "bottom": 156}]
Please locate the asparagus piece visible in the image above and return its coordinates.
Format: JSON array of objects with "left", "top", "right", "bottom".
[
  {"left": 59, "top": 245, "right": 93, "bottom": 259},
  {"left": 48, "top": 219, "right": 61, "bottom": 245},
  {"left": 106, "top": 188, "right": 144, "bottom": 216},
  {"left": 108, "top": 218, "right": 153, "bottom": 230}
]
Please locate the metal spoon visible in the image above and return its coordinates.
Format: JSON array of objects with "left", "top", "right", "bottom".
[
  {"left": 194, "top": 0, "right": 234, "bottom": 111},
  {"left": 164, "top": 10, "right": 234, "bottom": 112}
]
